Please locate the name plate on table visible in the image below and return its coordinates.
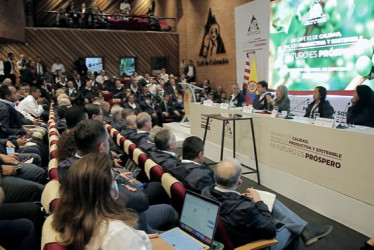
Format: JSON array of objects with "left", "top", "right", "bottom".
[
  {"left": 220, "top": 103, "right": 229, "bottom": 109},
  {"left": 314, "top": 117, "right": 335, "bottom": 128},
  {"left": 242, "top": 105, "right": 253, "bottom": 113},
  {"left": 270, "top": 110, "right": 278, "bottom": 118},
  {"left": 203, "top": 100, "right": 213, "bottom": 106}
]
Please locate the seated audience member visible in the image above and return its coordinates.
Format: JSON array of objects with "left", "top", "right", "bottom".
[
  {"left": 120, "top": 114, "right": 137, "bottom": 139},
  {"left": 96, "top": 70, "right": 108, "bottom": 86},
  {"left": 202, "top": 158, "right": 333, "bottom": 249},
  {"left": 229, "top": 84, "right": 246, "bottom": 107},
  {"left": 168, "top": 136, "right": 214, "bottom": 193},
  {"left": 148, "top": 129, "right": 180, "bottom": 172},
  {"left": 304, "top": 86, "right": 334, "bottom": 118},
  {"left": 131, "top": 112, "right": 152, "bottom": 146},
  {"left": 94, "top": 90, "right": 105, "bottom": 102},
  {"left": 101, "top": 101, "right": 112, "bottom": 123},
  {"left": 347, "top": 85, "right": 374, "bottom": 127},
  {"left": 0, "top": 85, "right": 32, "bottom": 139},
  {"left": 215, "top": 91, "right": 227, "bottom": 104},
  {"left": 253, "top": 81, "right": 272, "bottom": 110},
  {"left": 147, "top": 78, "right": 159, "bottom": 96},
  {"left": 123, "top": 94, "right": 141, "bottom": 114},
  {"left": 174, "top": 94, "right": 185, "bottom": 117},
  {"left": 57, "top": 120, "right": 176, "bottom": 233},
  {"left": 16, "top": 87, "right": 44, "bottom": 119},
  {"left": 55, "top": 75, "right": 68, "bottom": 89},
  {"left": 127, "top": 79, "right": 141, "bottom": 97},
  {"left": 160, "top": 68, "right": 169, "bottom": 82},
  {"left": 266, "top": 85, "right": 290, "bottom": 113},
  {"left": 57, "top": 106, "right": 88, "bottom": 163},
  {"left": 157, "top": 93, "right": 181, "bottom": 123},
  {"left": 16, "top": 85, "right": 27, "bottom": 101},
  {"left": 65, "top": 80, "right": 80, "bottom": 105},
  {"left": 0, "top": 187, "right": 40, "bottom": 250},
  {"left": 51, "top": 58, "right": 66, "bottom": 75},
  {"left": 140, "top": 94, "right": 160, "bottom": 126},
  {"left": 56, "top": 105, "right": 68, "bottom": 134},
  {"left": 40, "top": 79, "right": 52, "bottom": 101},
  {"left": 110, "top": 105, "right": 126, "bottom": 131},
  {"left": 112, "top": 79, "right": 126, "bottom": 99},
  {"left": 139, "top": 125, "right": 162, "bottom": 153},
  {"left": 202, "top": 79, "right": 211, "bottom": 94},
  {"left": 165, "top": 77, "right": 182, "bottom": 97},
  {"left": 122, "top": 108, "right": 134, "bottom": 120},
  {"left": 0, "top": 152, "right": 45, "bottom": 203},
  {"left": 85, "top": 103, "right": 103, "bottom": 120},
  {"left": 81, "top": 80, "right": 96, "bottom": 103},
  {"left": 53, "top": 153, "right": 152, "bottom": 249}
]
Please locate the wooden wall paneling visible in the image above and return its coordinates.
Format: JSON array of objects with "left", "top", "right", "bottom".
[{"left": 0, "top": 28, "right": 178, "bottom": 79}]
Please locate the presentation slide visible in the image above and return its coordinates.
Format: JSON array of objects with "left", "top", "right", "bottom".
[
  {"left": 269, "top": 0, "right": 374, "bottom": 91},
  {"left": 120, "top": 58, "right": 136, "bottom": 77},
  {"left": 85, "top": 57, "right": 103, "bottom": 74}
]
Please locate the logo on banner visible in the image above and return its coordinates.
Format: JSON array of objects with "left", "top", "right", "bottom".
[
  {"left": 304, "top": 0, "right": 326, "bottom": 26},
  {"left": 247, "top": 15, "right": 260, "bottom": 35},
  {"left": 199, "top": 8, "right": 226, "bottom": 58}
]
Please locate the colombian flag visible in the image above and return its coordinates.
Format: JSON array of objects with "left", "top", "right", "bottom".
[{"left": 243, "top": 52, "right": 258, "bottom": 105}]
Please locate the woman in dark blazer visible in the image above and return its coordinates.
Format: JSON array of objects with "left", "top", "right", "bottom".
[
  {"left": 304, "top": 86, "right": 334, "bottom": 118},
  {"left": 347, "top": 85, "right": 374, "bottom": 127}
]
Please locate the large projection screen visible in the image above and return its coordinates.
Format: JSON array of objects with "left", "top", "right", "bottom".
[{"left": 269, "top": 0, "right": 374, "bottom": 91}]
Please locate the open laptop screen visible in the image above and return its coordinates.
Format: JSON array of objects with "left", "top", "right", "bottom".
[{"left": 179, "top": 191, "right": 220, "bottom": 245}]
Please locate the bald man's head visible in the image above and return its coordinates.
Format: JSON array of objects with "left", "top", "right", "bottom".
[
  {"left": 126, "top": 114, "right": 137, "bottom": 129},
  {"left": 215, "top": 159, "right": 242, "bottom": 189}
]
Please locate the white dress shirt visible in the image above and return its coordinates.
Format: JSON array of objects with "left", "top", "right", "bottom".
[
  {"left": 51, "top": 63, "right": 66, "bottom": 74},
  {"left": 16, "top": 95, "right": 43, "bottom": 118},
  {"left": 0, "top": 61, "right": 4, "bottom": 75}
]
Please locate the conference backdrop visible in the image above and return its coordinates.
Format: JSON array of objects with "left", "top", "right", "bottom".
[{"left": 269, "top": 0, "right": 374, "bottom": 91}]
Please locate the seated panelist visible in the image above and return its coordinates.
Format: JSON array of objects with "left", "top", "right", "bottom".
[
  {"left": 304, "top": 86, "right": 334, "bottom": 118},
  {"left": 229, "top": 84, "right": 246, "bottom": 107},
  {"left": 253, "top": 81, "right": 272, "bottom": 110},
  {"left": 266, "top": 85, "right": 290, "bottom": 113},
  {"left": 347, "top": 85, "right": 374, "bottom": 127}
]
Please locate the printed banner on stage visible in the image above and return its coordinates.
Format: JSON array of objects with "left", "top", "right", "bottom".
[{"left": 235, "top": 0, "right": 270, "bottom": 98}]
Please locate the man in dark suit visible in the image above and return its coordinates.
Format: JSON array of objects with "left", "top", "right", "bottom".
[
  {"left": 253, "top": 81, "right": 271, "bottom": 110},
  {"left": 81, "top": 80, "right": 95, "bottom": 103},
  {"left": 229, "top": 84, "right": 246, "bottom": 107},
  {"left": 65, "top": 81, "right": 81, "bottom": 105},
  {"left": 183, "top": 60, "right": 196, "bottom": 83},
  {"left": 147, "top": 129, "right": 180, "bottom": 172},
  {"left": 122, "top": 94, "right": 141, "bottom": 115},
  {"left": 131, "top": 112, "right": 152, "bottom": 147},
  {"left": 157, "top": 93, "right": 181, "bottom": 123},
  {"left": 140, "top": 94, "right": 160, "bottom": 126},
  {"left": 3, "top": 53, "right": 16, "bottom": 85},
  {"left": 168, "top": 136, "right": 214, "bottom": 194}
]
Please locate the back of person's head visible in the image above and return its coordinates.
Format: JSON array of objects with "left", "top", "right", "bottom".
[
  {"left": 356, "top": 85, "right": 374, "bottom": 107},
  {"left": 66, "top": 106, "right": 88, "bottom": 129},
  {"left": 74, "top": 119, "right": 108, "bottom": 155},
  {"left": 316, "top": 86, "right": 327, "bottom": 102},
  {"left": 85, "top": 103, "right": 103, "bottom": 119},
  {"left": 122, "top": 108, "right": 134, "bottom": 120},
  {"left": 58, "top": 98, "right": 71, "bottom": 107},
  {"left": 154, "top": 128, "right": 175, "bottom": 151},
  {"left": 136, "top": 112, "right": 151, "bottom": 129},
  {"left": 0, "top": 85, "right": 11, "bottom": 99},
  {"left": 215, "top": 159, "right": 242, "bottom": 189},
  {"left": 52, "top": 153, "right": 137, "bottom": 249},
  {"left": 258, "top": 81, "right": 268, "bottom": 90},
  {"left": 57, "top": 105, "right": 68, "bottom": 119},
  {"left": 182, "top": 136, "right": 203, "bottom": 160},
  {"left": 110, "top": 105, "right": 123, "bottom": 119},
  {"left": 148, "top": 125, "right": 162, "bottom": 143},
  {"left": 125, "top": 114, "right": 137, "bottom": 129}
]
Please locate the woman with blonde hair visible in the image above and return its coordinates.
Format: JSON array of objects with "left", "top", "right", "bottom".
[
  {"left": 266, "top": 85, "right": 291, "bottom": 113},
  {"left": 52, "top": 153, "right": 152, "bottom": 249}
]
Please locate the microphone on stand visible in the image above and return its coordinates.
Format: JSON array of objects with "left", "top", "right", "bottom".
[
  {"left": 284, "top": 98, "right": 310, "bottom": 119},
  {"left": 336, "top": 102, "right": 351, "bottom": 129}
]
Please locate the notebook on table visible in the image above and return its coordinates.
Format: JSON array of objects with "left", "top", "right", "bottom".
[{"left": 152, "top": 190, "right": 221, "bottom": 250}]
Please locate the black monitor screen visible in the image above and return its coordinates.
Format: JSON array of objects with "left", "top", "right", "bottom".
[
  {"left": 120, "top": 57, "right": 136, "bottom": 77},
  {"left": 85, "top": 57, "right": 103, "bottom": 74}
]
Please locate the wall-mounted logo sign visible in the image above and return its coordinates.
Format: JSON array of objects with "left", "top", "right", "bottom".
[{"left": 197, "top": 8, "right": 228, "bottom": 67}]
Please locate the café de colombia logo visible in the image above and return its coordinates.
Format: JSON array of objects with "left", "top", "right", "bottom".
[
  {"left": 303, "top": 0, "right": 327, "bottom": 26},
  {"left": 248, "top": 15, "right": 260, "bottom": 36}
]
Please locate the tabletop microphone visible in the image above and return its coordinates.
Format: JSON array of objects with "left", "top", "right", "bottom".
[
  {"left": 336, "top": 102, "right": 351, "bottom": 129},
  {"left": 285, "top": 98, "right": 310, "bottom": 119}
]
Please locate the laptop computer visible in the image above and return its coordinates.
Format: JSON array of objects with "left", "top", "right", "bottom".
[{"left": 155, "top": 190, "right": 221, "bottom": 250}]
